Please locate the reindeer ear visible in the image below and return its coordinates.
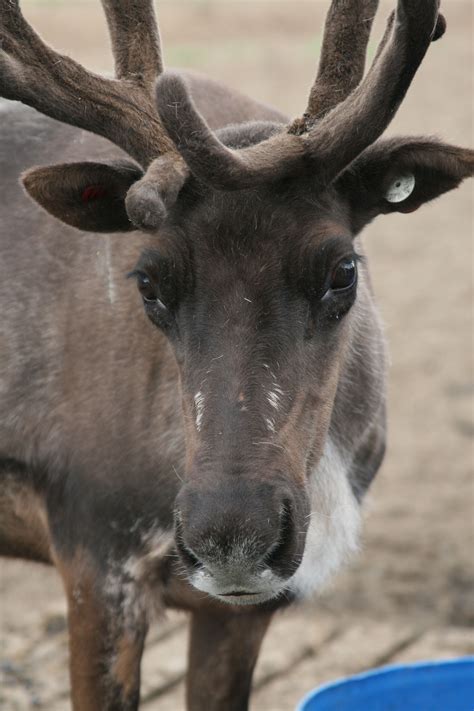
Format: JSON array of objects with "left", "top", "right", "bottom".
[
  {"left": 338, "top": 139, "right": 474, "bottom": 233},
  {"left": 22, "top": 160, "right": 144, "bottom": 233}
]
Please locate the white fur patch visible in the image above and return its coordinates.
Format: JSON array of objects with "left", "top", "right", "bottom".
[
  {"left": 288, "top": 437, "right": 361, "bottom": 599},
  {"left": 104, "top": 237, "right": 116, "bottom": 305},
  {"left": 194, "top": 391, "right": 205, "bottom": 431},
  {"left": 265, "top": 416, "right": 276, "bottom": 433},
  {"left": 267, "top": 388, "right": 283, "bottom": 411},
  {"left": 264, "top": 381, "right": 285, "bottom": 432},
  {"left": 104, "top": 526, "right": 174, "bottom": 623}
]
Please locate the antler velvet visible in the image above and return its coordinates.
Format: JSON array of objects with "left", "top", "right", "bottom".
[
  {"left": 0, "top": 0, "right": 177, "bottom": 167},
  {"left": 0, "top": 0, "right": 189, "bottom": 227},
  {"left": 153, "top": 0, "right": 446, "bottom": 191},
  {"left": 0, "top": 0, "right": 458, "bottom": 229},
  {"left": 291, "top": 0, "right": 380, "bottom": 132},
  {"left": 101, "top": 0, "right": 164, "bottom": 84}
]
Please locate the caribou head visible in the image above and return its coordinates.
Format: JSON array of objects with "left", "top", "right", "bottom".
[{"left": 1, "top": 0, "right": 472, "bottom": 606}]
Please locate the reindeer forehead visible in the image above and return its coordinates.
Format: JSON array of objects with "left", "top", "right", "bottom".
[{"left": 174, "top": 180, "right": 350, "bottom": 255}]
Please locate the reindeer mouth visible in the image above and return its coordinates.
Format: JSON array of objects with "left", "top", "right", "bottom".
[
  {"left": 188, "top": 565, "right": 289, "bottom": 606},
  {"left": 214, "top": 590, "right": 280, "bottom": 606},
  {"left": 219, "top": 590, "right": 259, "bottom": 597}
]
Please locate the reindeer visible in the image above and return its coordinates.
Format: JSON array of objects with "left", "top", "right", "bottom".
[{"left": 0, "top": 0, "right": 472, "bottom": 709}]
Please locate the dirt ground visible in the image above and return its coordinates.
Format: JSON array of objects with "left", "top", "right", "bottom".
[{"left": 1, "top": 1, "right": 473, "bottom": 710}]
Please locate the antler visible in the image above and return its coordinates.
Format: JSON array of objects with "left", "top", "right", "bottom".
[
  {"left": 155, "top": 0, "right": 446, "bottom": 191},
  {"left": 292, "top": 0, "right": 380, "bottom": 132},
  {"left": 0, "top": 0, "right": 450, "bottom": 229},
  {"left": 101, "top": 0, "right": 163, "bottom": 84},
  {"left": 0, "top": 0, "right": 175, "bottom": 167}
]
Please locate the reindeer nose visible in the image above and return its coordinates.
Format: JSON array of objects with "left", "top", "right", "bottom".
[{"left": 174, "top": 480, "right": 300, "bottom": 580}]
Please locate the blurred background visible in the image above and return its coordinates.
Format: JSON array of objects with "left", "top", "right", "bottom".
[{"left": 1, "top": 1, "right": 473, "bottom": 709}]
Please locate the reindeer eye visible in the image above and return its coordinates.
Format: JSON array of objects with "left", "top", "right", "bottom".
[
  {"left": 136, "top": 273, "right": 157, "bottom": 302},
  {"left": 330, "top": 258, "right": 357, "bottom": 291}
]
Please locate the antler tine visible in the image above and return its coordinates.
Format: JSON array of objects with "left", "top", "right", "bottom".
[
  {"left": 155, "top": 0, "right": 446, "bottom": 191},
  {"left": 101, "top": 0, "right": 163, "bottom": 85},
  {"left": 303, "top": 1, "right": 447, "bottom": 180},
  {"left": 294, "top": 0, "right": 379, "bottom": 130},
  {"left": 0, "top": 0, "right": 175, "bottom": 167}
]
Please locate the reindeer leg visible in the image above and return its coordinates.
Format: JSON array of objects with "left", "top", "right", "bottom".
[
  {"left": 186, "top": 607, "right": 273, "bottom": 711},
  {"left": 56, "top": 548, "right": 148, "bottom": 711}
]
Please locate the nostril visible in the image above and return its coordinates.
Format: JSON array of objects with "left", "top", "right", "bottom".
[
  {"left": 263, "top": 501, "right": 295, "bottom": 572},
  {"left": 174, "top": 512, "right": 202, "bottom": 570},
  {"left": 177, "top": 536, "right": 202, "bottom": 570}
]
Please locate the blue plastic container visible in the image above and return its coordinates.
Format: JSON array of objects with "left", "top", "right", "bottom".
[{"left": 297, "top": 657, "right": 474, "bottom": 711}]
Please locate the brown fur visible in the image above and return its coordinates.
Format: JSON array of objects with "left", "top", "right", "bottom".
[
  {"left": 0, "top": 473, "right": 51, "bottom": 562},
  {"left": 58, "top": 549, "right": 115, "bottom": 711},
  {"left": 113, "top": 634, "right": 145, "bottom": 701},
  {"left": 186, "top": 608, "right": 272, "bottom": 711},
  {"left": 57, "top": 548, "right": 147, "bottom": 710},
  {"left": 22, "top": 161, "right": 143, "bottom": 232}
]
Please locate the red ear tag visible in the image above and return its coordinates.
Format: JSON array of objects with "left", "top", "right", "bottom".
[{"left": 81, "top": 185, "right": 108, "bottom": 203}]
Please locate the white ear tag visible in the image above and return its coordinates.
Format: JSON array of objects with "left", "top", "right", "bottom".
[{"left": 385, "top": 173, "right": 415, "bottom": 203}]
